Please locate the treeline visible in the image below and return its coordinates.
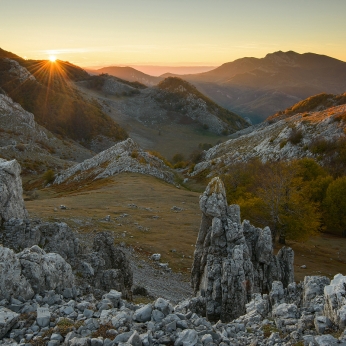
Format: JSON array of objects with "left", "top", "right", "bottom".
[{"left": 220, "top": 156, "right": 346, "bottom": 242}]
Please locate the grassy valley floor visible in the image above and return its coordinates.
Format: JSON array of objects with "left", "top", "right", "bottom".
[{"left": 24, "top": 173, "right": 346, "bottom": 287}]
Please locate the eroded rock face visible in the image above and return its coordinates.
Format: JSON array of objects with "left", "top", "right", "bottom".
[
  {"left": 191, "top": 177, "right": 254, "bottom": 321},
  {"left": 17, "top": 245, "right": 75, "bottom": 295},
  {"left": 191, "top": 177, "right": 294, "bottom": 322},
  {"left": 0, "top": 308, "right": 19, "bottom": 339},
  {"left": 81, "top": 232, "right": 133, "bottom": 299},
  {"left": 324, "top": 274, "right": 346, "bottom": 329},
  {"left": 3, "top": 219, "right": 79, "bottom": 264},
  {"left": 0, "top": 246, "right": 34, "bottom": 301},
  {"left": 0, "top": 159, "right": 28, "bottom": 224}
]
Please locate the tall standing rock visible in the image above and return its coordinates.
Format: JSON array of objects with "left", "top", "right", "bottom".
[
  {"left": 191, "top": 177, "right": 295, "bottom": 322},
  {"left": 0, "top": 159, "right": 28, "bottom": 224},
  {"left": 191, "top": 177, "right": 254, "bottom": 321}
]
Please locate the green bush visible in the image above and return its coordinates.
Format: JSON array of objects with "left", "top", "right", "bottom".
[{"left": 43, "top": 169, "right": 55, "bottom": 185}]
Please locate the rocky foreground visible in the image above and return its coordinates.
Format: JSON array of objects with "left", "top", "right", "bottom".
[{"left": 1, "top": 160, "right": 346, "bottom": 345}]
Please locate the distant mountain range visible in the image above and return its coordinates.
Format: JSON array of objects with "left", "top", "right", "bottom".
[
  {"left": 87, "top": 66, "right": 160, "bottom": 86},
  {"left": 87, "top": 65, "right": 215, "bottom": 76},
  {"left": 93, "top": 51, "right": 346, "bottom": 124}
]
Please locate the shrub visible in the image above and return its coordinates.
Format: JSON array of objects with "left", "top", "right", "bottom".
[
  {"left": 309, "top": 138, "right": 336, "bottom": 154},
  {"left": 43, "top": 169, "right": 55, "bottom": 185},
  {"left": 288, "top": 128, "right": 303, "bottom": 145},
  {"left": 174, "top": 161, "right": 189, "bottom": 169},
  {"left": 131, "top": 150, "right": 139, "bottom": 159},
  {"left": 280, "top": 140, "right": 287, "bottom": 149},
  {"left": 324, "top": 176, "right": 346, "bottom": 234},
  {"left": 172, "top": 153, "right": 185, "bottom": 163},
  {"left": 334, "top": 111, "right": 346, "bottom": 122},
  {"left": 16, "top": 143, "right": 25, "bottom": 152}
]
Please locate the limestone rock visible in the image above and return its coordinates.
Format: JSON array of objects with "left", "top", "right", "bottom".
[
  {"left": 272, "top": 303, "right": 299, "bottom": 332},
  {"left": 315, "top": 334, "right": 339, "bottom": 346},
  {"left": 0, "top": 307, "right": 19, "bottom": 339},
  {"left": 175, "top": 329, "right": 198, "bottom": 346},
  {"left": 5, "top": 58, "right": 36, "bottom": 83},
  {"left": 0, "top": 159, "right": 28, "bottom": 224},
  {"left": 36, "top": 307, "right": 51, "bottom": 328},
  {"left": 0, "top": 246, "right": 34, "bottom": 301},
  {"left": 324, "top": 274, "right": 346, "bottom": 329},
  {"left": 303, "top": 276, "right": 330, "bottom": 308},
  {"left": 133, "top": 304, "right": 152, "bottom": 322},
  {"left": 17, "top": 245, "right": 75, "bottom": 294},
  {"left": 82, "top": 232, "right": 133, "bottom": 298},
  {"left": 54, "top": 138, "right": 175, "bottom": 185},
  {"left": 3, "top": 219, "right": 79, "bottom": 264},
  {"left": 191, "top": 177, "right": 294, "bottom": 322}
]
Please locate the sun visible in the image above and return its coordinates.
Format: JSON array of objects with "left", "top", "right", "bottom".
[{"left": 49, "top": 55, "right": 57, "bottom": 62}]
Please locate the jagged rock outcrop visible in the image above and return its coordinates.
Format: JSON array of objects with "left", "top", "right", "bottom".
[
  {"left": 3, "top": 220, "right": 132, "bottom": 298},
  {"left": 4, "top": 58, "right": 36, "bottom": 83},
  {"left": 54, "top": 138, "right": 175, "bottom": 185},
  {"left": 243, "top": 220, "right": 294, "bottom": 292},
  {"left": 17, "top": 245, "right": 75, "bottom": 295},
  {"left": 191, "top": 177, "right": 294, "bottom": 322},
  {"left": 191, "top": 177, "right": 254, "bottom": 321},
  {"left": 0, "top": 246, "right": 34, "bottom": 301},
  {"left": 2, "top": 219, "right": 79, "bottom": 265},
  {"left": 0, "top": 308, "right": 19, "bottom": 339},
  {"left": 324, "top": 274, "right": 346, "bottom": 329},
  {"left": 0, "top": 159, "right": 28, "bottom": 224},
  {"left": 80, "top": 232, "right": 133, "bottom": 299}
]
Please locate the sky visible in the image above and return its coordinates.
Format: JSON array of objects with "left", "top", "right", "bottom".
[{"left": 1, "top": 0, "right": 346, "bottom": 69}]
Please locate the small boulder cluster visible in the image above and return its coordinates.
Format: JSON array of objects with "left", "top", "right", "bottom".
[{"left": 2, "top": 275, "right": 346, "bottom": 345}]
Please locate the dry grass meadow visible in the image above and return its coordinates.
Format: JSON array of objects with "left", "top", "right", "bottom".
[{"left": 24, "top": 172, "right": 346, "bottom": 282}]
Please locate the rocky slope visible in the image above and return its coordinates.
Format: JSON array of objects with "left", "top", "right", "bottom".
[
  {"left": 82, "top": 76, "right": 249, "bottom": 136},
  {"left": 0, "top": 94, "right": 94, "bottom": 173},
  {"left": 1, "top": 162, "right": 346, "bottom": 345},
  {"left": 191, "top": 102, "right": 346, "bottom": 178},
  {"left": 54, "top": 138, "right": 175, "bottom": 186},
  {"left": 0, "top": 48, "right": 128, "bottom": 149}
]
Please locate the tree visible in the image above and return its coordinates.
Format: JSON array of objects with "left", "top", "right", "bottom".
[
  {"left": 255, "top": 161, "right": 320, "bottom": 243},
  {"left": 43, "top": 169, "right": 55, "bottom": 185},
  {"left": 324, "top": 176, "right": 346, "bottom": 235}
]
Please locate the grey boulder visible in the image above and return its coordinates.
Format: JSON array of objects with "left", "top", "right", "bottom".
[{"left": 0, "top": 307, "right": 19, "bottom": 339}]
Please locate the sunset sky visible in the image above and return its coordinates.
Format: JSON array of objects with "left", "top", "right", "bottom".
[{"left": 1, "top": 0, "right": 345, "bottom": 70}]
